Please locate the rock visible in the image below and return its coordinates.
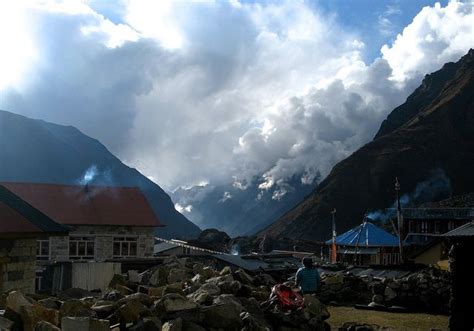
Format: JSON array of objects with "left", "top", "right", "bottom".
[
  {"left": 103, "top": 290, "right": 124, "bottom": 302},
  {"left": 197, "top": 283, "right": 221, "bottom": 296},
  {"left": 118, "top": 299, "right": 150, "bottom": 323},
  {"left": 61, "top": 317, "right": 110, "bottom": 331},
  {"left": 254, "top": 273, "right": 276, "bottom": 286},
  {"left": 58, "top": 288, "right": 96, "bottom": 301},
  {"left": 6, "top": 291, "right": 33, "bottom": 314},
  {"left": 0, "top": 316, "right": 14, "bottom": 330},
  {"left": 128, "top": 317, "right": 162, "bottom": 331},
  {"left": 119, "top": 293, "right": 153, "bottom": 307},
  {"left": 34, "top": 321, "right": 61, "bottom": 331},
  {"left": 218, "top": 280, "right": 242, "bottom": 294},
  {"left": 202, "top": 303, "right": 243, "bottom": 330},
  {"left": 167, "top": 269, "right": 187, "bottom": 285},
  {"left": 192, "top": 263, "right": 204, "bottom": 276},
  {"left": 38, "top": 298, "right": 61, "bottom": 310},
  {"left": 90, "top": 301, "right": 117, "bottom": 316},
  {"left": 60, "top": 299, "right": 95, "bottom": 318},
  {"left": 368, "top": 302, "right": 385, "bottom": 309},
  {"left": 241, "top": 312, "right": 270, "bottom": 331},
  {"left": 372, "top": 295, "right": 384, "bottom": 305},
  {"left": 213, "top": 294, "right": 244, "bottom": 312},
  {"left": 234, "top": 268, "right": 254, "bottom": 286},
  {"left": 369, "top": 282, "right": 385, "bottom": 295},
  {"left": 156, "top": 294, "right": 198, "bottom": 313},
  {"left": 20, "top": 304, "right": 59, "bottom": 331},
  {"left": 187, "top": 290, "right": 212, "bottom": 305},
  {"left": 323, "top": 273, "right": 344, "bottom": 285},
  {"left": 384, "top": 287, "right": 397, "bottom": 302},
  {"left": 128, "top": 270, "right": 139, "bottom": 283},
  {"left": 149, "top": 267, "right": 170, "bottom": 287},
  {"left": 201, "top": 267, "right": 216, "bottom": 280},
  {"left": 387, "top": 281, "right": 400, "bottom": 290},
  {"left": 108, "top": 274, "right": 127, "bottom": 289},
  {"left": 303, "top": 295, "right": 330, "bottom": 321},
  {"left": 116, "top": 284, "right": 134, "bottom": 296},
  {"left": 182, "top": 321, "right": 207, "bottom": 331},
  {"left": 220, "top": 266, "right": 232, "bottom": 276},
  {"left": 162, "top": 317, "right": 182, "bottom": 331}
]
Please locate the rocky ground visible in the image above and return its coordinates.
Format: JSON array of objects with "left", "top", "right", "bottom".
[
  {"left": 0, "top": 256, "right": 450, "bottom": 331},
  {"left": 0, "top": 256, "right": 330, "bottom": 331}
]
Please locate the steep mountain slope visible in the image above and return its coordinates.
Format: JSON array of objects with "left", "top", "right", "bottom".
[
  {"left": 0, "top": 110, "right": 201, "bottom": 239},
  {"left": 259, "top": 49, "right": 474, "bottom": 241},
  {"left": 171, "top": 175, "right": 317, "bottom": 237}
]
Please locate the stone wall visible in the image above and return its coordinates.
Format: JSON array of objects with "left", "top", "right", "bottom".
[
  {"left": 318, "top": 268, "right": 450, "bottom": 314},
  {"left": 48, "top": 226, "right": 155, "bottom": 262},
  {"left": 0, "top": 238, "right": 36, "bottom": 294}
]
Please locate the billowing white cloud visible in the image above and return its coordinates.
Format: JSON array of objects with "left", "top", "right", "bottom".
[
  {"left": 382, "top": 1, "right": 474, "bottom": 82},
  {"left": 0, "top": 0, "right": 472, "bottom": 199}
]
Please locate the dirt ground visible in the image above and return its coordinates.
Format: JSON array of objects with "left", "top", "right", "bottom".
[{"left": 327, "top": 306, "right": 449, "bottom": 330}]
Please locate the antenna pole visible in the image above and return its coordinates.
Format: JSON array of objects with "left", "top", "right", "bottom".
[
  {"left": 331, "top": 209, "right": 337, "bottom": 263},
  {"left": 395, "top": 177, "right": 405, "bottom": 264}
]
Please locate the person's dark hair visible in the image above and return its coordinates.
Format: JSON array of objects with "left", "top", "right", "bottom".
[{"left": 302, "top": 257, "right": 314, "bottom": 269}]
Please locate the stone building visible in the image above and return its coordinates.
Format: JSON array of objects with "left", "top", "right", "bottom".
[
  {"left": 0, "top": 182, "right": 162, "bottom": 291},
  {"left": 0, "top": 185, "right": 67, "bottom": 293}
]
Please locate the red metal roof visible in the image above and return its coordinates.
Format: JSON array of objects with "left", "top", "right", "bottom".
[
  {"left": 1, "top": 182, "right": 162, "bottom": 227},
  {"left": 0, "top": 201, "right": 43, "bottom": 233}
]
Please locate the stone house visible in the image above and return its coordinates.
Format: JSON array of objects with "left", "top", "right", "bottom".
[
  {"left": 0, "top": 182, "right": 162, "bottom": 291},
  {"left": 0, "top": 185, "right": 68, "bottom": 293}
]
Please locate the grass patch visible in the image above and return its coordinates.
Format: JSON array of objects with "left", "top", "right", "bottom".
[{"left": 327, "top": 306, "right": 448, "bottom": 330}]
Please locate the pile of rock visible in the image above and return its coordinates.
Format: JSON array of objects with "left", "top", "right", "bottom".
[
  {"left": 0, "top": 256, "right": 330, "bottom": 331},
  {"left": 317, "top": 268, "right": 450, "bottom": 314},
  {"left": 318, "top": 273, "right": 371, "bottom": 305}
]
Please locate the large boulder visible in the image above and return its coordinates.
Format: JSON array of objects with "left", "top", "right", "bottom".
[
  {"left": 303, "top": 295, "right": 329, "bottom": 322},
  {"left": 202, "top": 303, "right": 243, "bottom": 330},
  {"left": 34, "top": 321, "right": 61, "bottom": 331},
  {"left": 117, "top": 299, "right": 150, "bottom": 324},
  {"left": 0, "top": 316, "right": 14, "bottom": 330},
  {"left": 167, "top": 269, "right": 188, "bottom": 285},
  {"left": 162, "top": 317, "right": 183, "bottom": 331},
  {"left": 61, "top": 317, "right": 109, "bottom": 331},
  {"left": 156, "top": 294, "right": 199, "bottom": 313},
  {"left": 60, "top": 299, "right": 96, "bottom": 318},
  {"left": 20, "top": 304, "right": 59, "bottom": 331}
]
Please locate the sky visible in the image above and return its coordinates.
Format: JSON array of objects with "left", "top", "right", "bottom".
[{"left": 0, "top": 0, "right": 472, "bottom": 198}]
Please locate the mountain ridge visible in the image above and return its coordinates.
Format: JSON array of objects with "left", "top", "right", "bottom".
[
  {"left": 259, "top": 49, "right": 474, "bottom": 241},
  {"left": 0, "top": 110, "right": 201, "bottom": 239}
]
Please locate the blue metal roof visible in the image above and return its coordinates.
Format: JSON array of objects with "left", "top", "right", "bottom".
[{"left": 326, "top": 222, "right": 399, "bottom": 247}]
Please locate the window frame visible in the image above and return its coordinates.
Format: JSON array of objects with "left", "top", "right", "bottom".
[
  {"left": 69, "top": 236, "right": 95, "bottom": 260},
  {"left": 113, "top": 236, "right": 138, "bottom": 258},
  {"left": 36, "top": 239, "right": 51, "bottom": 260}
]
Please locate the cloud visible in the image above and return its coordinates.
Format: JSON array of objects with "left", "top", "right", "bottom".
[
  {"left": 382, "top": 1, "right": 474, "bottom": 82},
  {"left": 0, "top": 0, "right": 472, "bottom": 200}
]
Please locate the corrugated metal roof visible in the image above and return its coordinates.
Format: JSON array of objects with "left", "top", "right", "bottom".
[
  {"left": 394, "top": 208, "right": 474, "bottom": 220},
  {"left": 443, "top": 222, "right": 474, "bottom": 237},
  {"left": 326, "top": 222, "right": 399, "bottom": 247},
  {"left": 154, "top": 242, "right": 180, "bottom": 254},
  {"left": 1, "top": 182, "right": 161, "bottom": 227},
  {"left": 0, "top": 185, "right": 68, "bottom": 234},
  {"left": 212, "top": 254, "right": 269, "bottom": 272}
]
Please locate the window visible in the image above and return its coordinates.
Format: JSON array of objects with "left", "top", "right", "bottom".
[
  {"left": 36, "top": 239, "right": 50, "bottom": 260},
  {"left": 392, "top": 253, "right": 400, "bottom": 265},
  {"left": 69, "top": 236, "right": 95, "bottom": 260},
  {"left": 421, "top": 220, "right": 428, "bottom": 233},
  {"left": 113, "top": 237, "right": 138, "bottom": 258},
  {"left": 382, "top": 253, "right": 391, "bottom": 265}
]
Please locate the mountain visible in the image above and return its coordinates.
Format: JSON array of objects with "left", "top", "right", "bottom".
[
  {"left": 171, "top": 175, "right": 317, "bottom": 237},
  {"left": 259, "top": 49, "right": 474, "bottom": 241},
  {"left": 0, "top": 110, "right": 201, "bottom": 239}
]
